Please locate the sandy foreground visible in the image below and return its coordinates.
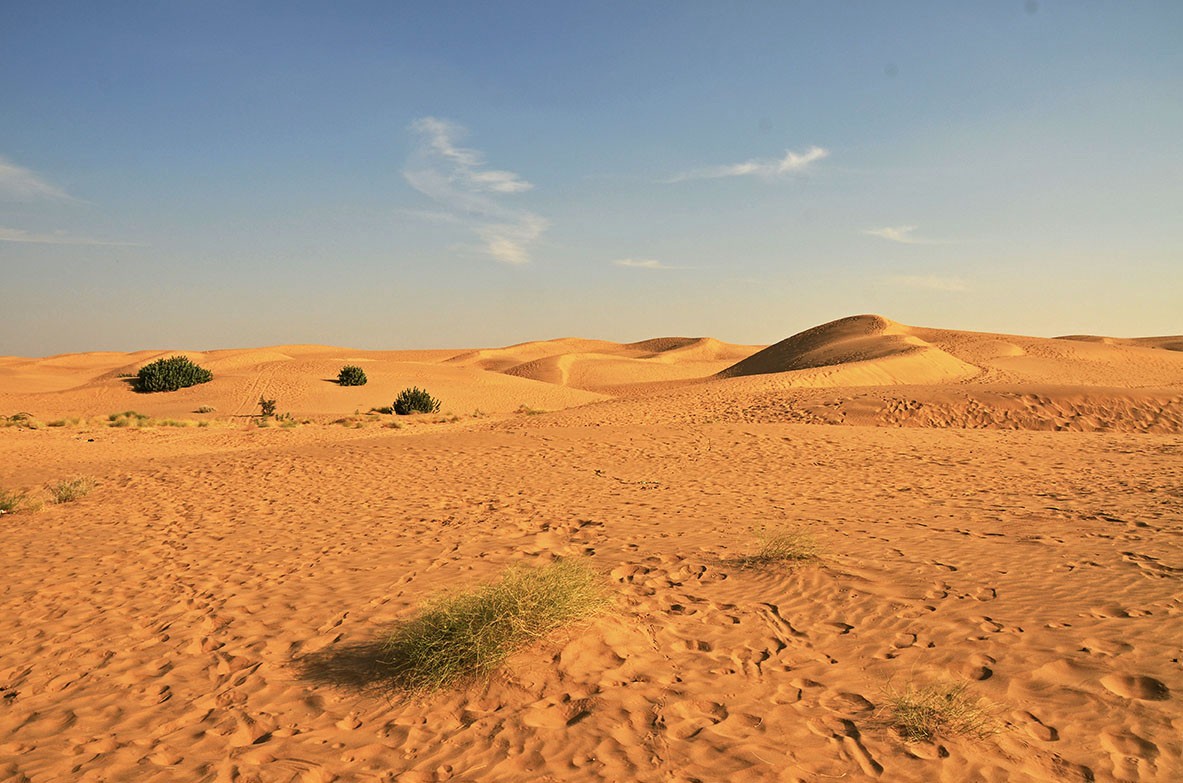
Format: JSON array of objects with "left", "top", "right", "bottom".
[{"left": 1, "top": 315, "right": 1180, "bottom": 782}]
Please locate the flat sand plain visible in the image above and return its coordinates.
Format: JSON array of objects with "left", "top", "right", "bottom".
[{"left": 1, "top": 315, "right": 1180, "bottom": 782}]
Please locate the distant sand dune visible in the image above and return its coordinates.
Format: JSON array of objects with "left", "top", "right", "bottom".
[{"left": 1, "top": 315, "right": 1180, "bottom": 432}]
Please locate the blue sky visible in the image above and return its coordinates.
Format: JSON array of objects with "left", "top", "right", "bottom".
[{"left": 2, "top": 1, "right": 1180, "bottom": 355}]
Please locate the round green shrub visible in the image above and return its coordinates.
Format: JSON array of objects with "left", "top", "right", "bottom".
[
  {"left": 135, "top": 356, "right": 213, "bottom": 392},
  {"left": 393, "top": 386, "right": 441, "bottom": 415},
  {"left": 337, "top": 365, "right": 367, "bottom": 386}
]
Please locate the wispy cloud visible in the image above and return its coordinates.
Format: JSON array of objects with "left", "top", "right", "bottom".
[
  {"left": 0, "top": 227, "right": 145, "bottom": 247},
  {"left": 0, "top": 156, "right": 73, "bottom": 202},
  {"left": 612, "top": 258, "right": 684, "bottom": 270},
  {"left": 403, "top": 117, "right": 546, "bottom": 265},
  {"left": 863, "top": 225, "right": 944, "bottom": 245},
  {"left": 667, "top": 146, "right": 829, "bottom": 183},
  {"left": 887, "top": 275, "right": 968, "bottom": 292}
]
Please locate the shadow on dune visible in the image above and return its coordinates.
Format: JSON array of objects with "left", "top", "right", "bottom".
[{"left": 295, "top": 638, "right": 397, "bottom": 693}]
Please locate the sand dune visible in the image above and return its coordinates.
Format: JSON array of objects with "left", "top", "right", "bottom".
[{"left": 2, "top": 315, "right": 1181, "bottom": 782}]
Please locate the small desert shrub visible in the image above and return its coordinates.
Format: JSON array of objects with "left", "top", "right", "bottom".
[
  {"left": 381, "top": 560, "right": 606, "bottom": 692},
  {"left": 370, "top": 406, "right": 394, "bottom": 415},
  {"left": 258, "top": 396, "right": 277, "bottom": 417},
  {"left": 880, "top": 681, "right": 1001, "bottom": 742},
  {"left": 135, "top": 356, "right": 213, "bottom": 393},
  {"left": 337, "top": 365, "right": 368, "bottom": 386},
  {"left": 515, "top": 404, "right": 545, "bottom": 416},
  {"left": 108, "top": 410, "right": 149, "bottom": 428},
  {"left": 734, "top": 527, "right": 822, "bottom": 568},
  {"left": 157, "top": 419, "right": 192, "bottom": 427},
  {"left": 195, "top": 405, "right": 216, "bottom": 414},
  {"left": 47, "top": 419, "right": 68, "bottom": 427},
  {"left": 2, "top": 413, "right": 42, "bottom": 429},
  {"left": 0, "top": 488, "right": 40, "bottom": 515},
  {"left": 393, "top": 387, "right": 441, "bottom": 415},
  {"left": 48, "top": 476, "right": 94, "bottom": 504}
]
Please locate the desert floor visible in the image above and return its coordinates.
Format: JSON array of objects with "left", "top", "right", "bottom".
[{"left": 2, "top": 315, "right": 1180, "bottom": 782}]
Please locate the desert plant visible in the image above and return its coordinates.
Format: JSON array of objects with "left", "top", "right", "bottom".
[
  {"left": 195, "top": 405, "right": 216, "bottom": 414},
  {"left": 108, "top": 410, "right": 150, "bottom": 428},
  {"left": 734, "top": 527, "right": 822, "bottom": 568},
  {"left": 879, "top": 681, "right": 1001, "bottom": 742},
  {"left": 0, "top": 488, "right": 40, "bottom": 515},
  {"left": 47, "top": 476, "right": 94, "bottom": 504},
  {"left": 337, "top": 365, "right": 368, "bottom": 386},
  {"left": 393, "top": 387, "right": 441, "bottom": 415},
  {"left": 135, "top": 356, "right": 213, "bottom": 393},
  {"left": 258, "top": 396, "right": 277, "bottom": 417},
  {"left": 381, "top": 560, "right": 605, "bottom": 692}
]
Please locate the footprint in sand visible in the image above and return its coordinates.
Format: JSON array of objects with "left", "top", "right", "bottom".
[
  {"left": 1099, "top": 674, "right": 1170, "bottom": 701},
  {"left": 1099, "top": 728, "right": 1159, "bottom": 780}
]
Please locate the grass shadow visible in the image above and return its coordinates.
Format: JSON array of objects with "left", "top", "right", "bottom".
[{"left": 296, "top": 638, "right": 398, "bottom": 694}]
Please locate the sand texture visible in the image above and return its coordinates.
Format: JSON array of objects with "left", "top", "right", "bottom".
[{"left": 2, "top": 315, "right": 1181, "bottom": 782}]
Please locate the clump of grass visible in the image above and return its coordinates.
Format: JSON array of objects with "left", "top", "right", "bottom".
[
  {"left": 879, "top": 681, "right": 1001, "bottom": 742},
  {"left": 0, "top": 488, "right": 41, "bottom": 515},
  {"left": 194, "top": 405, "right": 216, "bottom": 414},
  {"left": 515, "top": 404, "right": 546, "bottom": 416},
  {"left": 734, "top": 526, "right": 822, "bottom": 568},
  {"left": 157, "top": 419, "right": 193, "bottom": 427},
  {"left": 382, "top": 560, "right": 606, "bottom": 692},
  {"left": 108, "top": 410, "right": 149, "bottom": 428},
  {"left": 2, "top": 413, "right": 42, "bottom": 429},
  {"left": 47, "top": 476, "right": 94, "bottom": 504},
  {"left": 370, "top": 406, "right": 394, "bottom": 415}
]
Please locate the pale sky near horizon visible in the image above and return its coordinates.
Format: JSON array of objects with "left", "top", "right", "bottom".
[{"left": 2, "top": 1, "right": 1180, "bottom": 357}]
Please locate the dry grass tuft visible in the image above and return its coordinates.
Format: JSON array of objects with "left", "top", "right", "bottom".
[
  {"left": 880, "top": 681, "right": 1001, "bottom": 742},
  {"left": 734, "top": 526, "right": 822, "bottom": 568},
  {"left": 47, "top": 476, "right": 94, "bottom": 504},
  {"left": 1, "top": 488, "right": 41, "bottom": 515},
  {"left": 381, "top": 559, "right": 606, "bottom": 692}
]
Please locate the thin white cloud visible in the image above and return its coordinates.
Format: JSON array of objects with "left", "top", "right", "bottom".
[
  {"left": 667, "top": 146, "right": 829, "bottom": 183},
  {"left": 0, "top": 227, "right": 145, "bottom": 247},
  {"left": 863, "top": 225, "right": 945, "bottom": 245},
  {"left": 0, "top": 156, "right": 73, "bottom": 201},
  {"left": 404, "top": 117, "right": 545, "bottom": 264},
  {"left": 612, "top": 258, "right": 684, "bottom": 270},
  {"left": 887, "top": 275, "right": 968, "bottom": 292}
]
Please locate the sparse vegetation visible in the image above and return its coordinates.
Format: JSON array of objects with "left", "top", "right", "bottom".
[
  {"left": 0, "top": 488, "right": 40, "bottom": 515},
  {"left": 2, "top": 413, "right": 42, "bottom": 429},
  {"left": 734, "top": 526, "right": 821, "bottom": 568},
  {"left": 135, "top": 355, "right": 213, "bottom": 392},
  {"left": 393, "top": 387, "right": 441, "bottom": 415},
  {"left": 879, "top": 681, "right": 1001, "bottom": 742},
  {"left": 370, "top": 406, "right": 394, "bottom": 415},
  {"left": 258, "top": 396, "right": 277, "bottom": 417},
  {"left": 47, "top": 476, "right": 94, "bottom": 504},
  {"left": 337, "top": 365, "right": 368, "bottom": 386},
  {"left": 381, "top": 560, "right": 606, "bottom": 692},
  {"left": 515, "top": 404, "right": 546, "bottom": 416},
  {"left": 108, "top": 410, "right": 150, "bottom": 427},
  {"left": 195, "top": 405, "right": 216, "bottom": 414}
]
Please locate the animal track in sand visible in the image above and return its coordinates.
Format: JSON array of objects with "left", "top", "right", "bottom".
[{"left": 1014, "top": 710, "right": 1059, "bottom": 741}]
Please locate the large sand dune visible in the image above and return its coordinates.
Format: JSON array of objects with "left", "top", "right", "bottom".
[{"left": 2, "top": 315, "right": 1181, "bottom": 782}]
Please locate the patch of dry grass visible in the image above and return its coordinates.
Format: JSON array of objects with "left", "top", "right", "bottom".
[
  {"left": 381, "top": 559, "right": 606, "bottom": 692},
  {"left": 879, "top": 681, "right": 1001, "bottom": 742},
  {"left": 733, "top": 526, "right": 822, "bottom": 568},
  {"left": 47, "top": 476, "right": 94, "bottom": 504}
]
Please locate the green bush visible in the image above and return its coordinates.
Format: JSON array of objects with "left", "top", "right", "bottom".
[
  {"left": 135, "top": 356, "right": 213, "bottom": 393},
  {"left": 258, "top": 396, "right": 277, "bottom": 417},
  {"left": 337, "top": 365, "right": 368, "bottom": 386},
  {"left": 393, "top": 386, "right": 441, "bottom": 415},
  {"left": 382, "top": 560, "right": 605, "bottom": 692}
]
